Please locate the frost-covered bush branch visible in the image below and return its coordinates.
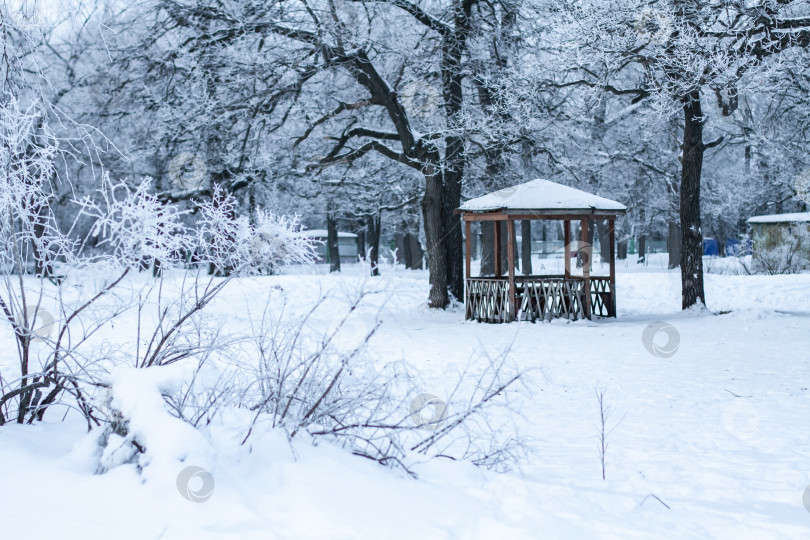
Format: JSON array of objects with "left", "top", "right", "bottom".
[
  {"left": 741, "top": 227, "right": 810, "bottom": 275},
  {"left": 147, "top": 286, "right": 530, "bottom": 476},
  {"left": 0, "top": 96, "right": 316, "bottom": 426}
]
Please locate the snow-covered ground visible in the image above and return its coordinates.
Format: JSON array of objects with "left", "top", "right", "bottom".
[{"left": 2, "top": 256, "right": 810, "bottom": 539}]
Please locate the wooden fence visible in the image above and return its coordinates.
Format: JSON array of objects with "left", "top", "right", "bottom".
[{"left": 465, "top": 276, "right": 614, "bottom": 323}]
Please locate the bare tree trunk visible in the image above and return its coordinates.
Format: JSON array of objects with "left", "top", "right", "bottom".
[
  {"left": 327, "top": 213, "right": 341, "bottom": 273},
  {"left": 715, "top": 223, "right": 727, "bottom": 257},
  {"left": 394, "top": 233, "right": 412, "bottom": 268},
  {"left": 443, "top": 163, "right": 463, "bottom": 299},
  {"left": 521, "top": 220, "right": 532, "bottom": 275},
  {"left": 440, "top": 0, "right": 472, "bottom": 303},
  {"left": 668, "top": 221, "right": 681, "bottom": 269},
  {"left": 422, "top": 160, "right": 448, "bottom": 303},
  {"left": 404, "top": 233, "right": 423, "bottom": 269},
  {"left": 368, "top": 213, "right": 381, "bottom": 277},
  {"left": 480, "top": 221, "right": 494, "bottom": 276},
  {"left": 356, "top": 225, "right": 366, "bottom": 261},
  {"left": 499, "top": 221, "right": 518, "bottom": 272},
  {"left": 638, "top": 235, "right": 646, "bottom": 261},
  {"left": 422, "top": 166, "right": 447, "bottom": 303},
  {"left": 405, "top": 233, "right": 425, "bottom": 270},
  {"left": 597, "top": 219, "right": 610, "bottom": 262},
  {"left": 679, "top": 90, "right": 706, "bottom": 308}
]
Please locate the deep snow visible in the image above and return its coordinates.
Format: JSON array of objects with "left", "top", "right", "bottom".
[{"left": 2, "top": 255, "right": 810, "bottom": 539}]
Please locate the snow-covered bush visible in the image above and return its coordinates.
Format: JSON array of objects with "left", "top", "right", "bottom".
[
  {"left": 0, "top": 97, "right": 316, "bottom": 426},
  {"left": 742, "top": 228, "right": 810, "bottom": 275},
  {"left": 134, "top": 285, "right": 529, "bottom": 476},
  {"left": 196, "top": 185, "right": 315, "bottom": 276}
]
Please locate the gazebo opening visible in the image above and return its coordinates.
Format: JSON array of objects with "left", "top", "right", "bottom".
[{"left": 457, "top": 179, "right": 627, "bottom": 323}]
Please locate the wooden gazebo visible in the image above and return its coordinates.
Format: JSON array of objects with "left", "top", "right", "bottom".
[{"left": 457, "top": 179, "right": 626, "bottom": 323}]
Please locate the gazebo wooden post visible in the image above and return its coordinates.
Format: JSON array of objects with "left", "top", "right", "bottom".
[
  {"left": 563, "top": 220, "right": 571, "bottom": 278},
  {"left": 494, "top": 220, "right": 502, "bottom": 277},
  {"left": 506, "top": 218, "right": 516, "bottom": 321},
  {"left": 608, "top": 216, "right": 616, "bottom": 317},
  {"left": 465, "top": 219, "right": 471, "bottom": 279},
  {"left": 580, "top": 218, "right": 591, "bottom": 319}
]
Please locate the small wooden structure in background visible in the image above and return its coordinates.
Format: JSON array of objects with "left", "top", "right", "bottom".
[
  {"left": 457, "top": 179, "right": 626, "bottom": 323},
  {"left": 297, "top": 229, "right": 358, "bottom": 264},
  {"left": 746, "top": 211, "right": 810, "bottom": 269}
]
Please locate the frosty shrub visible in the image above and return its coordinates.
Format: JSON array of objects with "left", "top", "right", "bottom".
[
  {"left": 742, "top": 227, "right": 810, "bottom": 275},
  {"left": 0, "top": 97, "right": 315, "bottom": 427},
  {"left": 94, "top": 282, "right": 527, "bottom": 476},
  {"left": 230, "top": 286, "right": 528, "bottom": 474}
]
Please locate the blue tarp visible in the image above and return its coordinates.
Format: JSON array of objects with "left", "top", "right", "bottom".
[{"left": 703, "top": 238, "right": 749, "bottom": 256}]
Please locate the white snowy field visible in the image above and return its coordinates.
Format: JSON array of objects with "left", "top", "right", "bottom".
[{"left": 2, "top": 255, "right": 810, "bottom": 539}]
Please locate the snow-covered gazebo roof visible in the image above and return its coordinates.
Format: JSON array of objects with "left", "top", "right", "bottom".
[
  {"left": 747, "top": 212, "right": 810, "bottom": 224},
  {"left": 458, "top": 179, "right": 626, "bottom": 216}
]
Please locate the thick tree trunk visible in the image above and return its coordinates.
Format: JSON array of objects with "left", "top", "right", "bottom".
[
  {"left": 668, "top": 221, "right": 681, "bottom": 269},
  {"left": 422, "top": 164, "right": 448, "bottom": 305},
  {"left": 367, "top": 213, "right": 381, "bottom": 276},
  {"left": 405, "top": 233, "right": 424, "bottom": 269},
  {"left": 442, "top": 151, "right": 463, "bottom": 300},
  {"left": 638, "top": 235, "right": 646, "bottom": 261},
  {"left": 412, "top": 235, "right": 425, "bottom": 270},
  {"left": 440, "top": 0, "right": 471, "bottom": 303},
  {"left": 679, "top": 90, "right": 706, "bottom": 308},
  {"left": 521, "top": 220, "right": 532, "bottom": 275},
  {"left": 596, "top": 219, "right": 610, "bottom": 263},
  {"left": 327, "top": 213, "right": 340, "bottom": 273},
  {"left": 356, "top": 227, "right": 366, "bottom": 261},
  {"left": 398, "top": 233, "right": 408, "bottom": 267},
  {"left": 714, "top": 223, "right": 727, "bottom": 257}
]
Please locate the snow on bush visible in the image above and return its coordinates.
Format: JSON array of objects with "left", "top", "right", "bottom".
[
  {"left": 0, "top": 97, "right": 521, "bottom": 483},
  {"left": 0, "top": 97, "right": 316, "bottom": 427},
  {"left": 196, "top": 185, "right": 316, "bottom": 275},
  {"left": 76, "top": 176, "right": 189, "bottom": 270},
  {"left": 219, "top": 286, "right": 524, "bottom": 473}
]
